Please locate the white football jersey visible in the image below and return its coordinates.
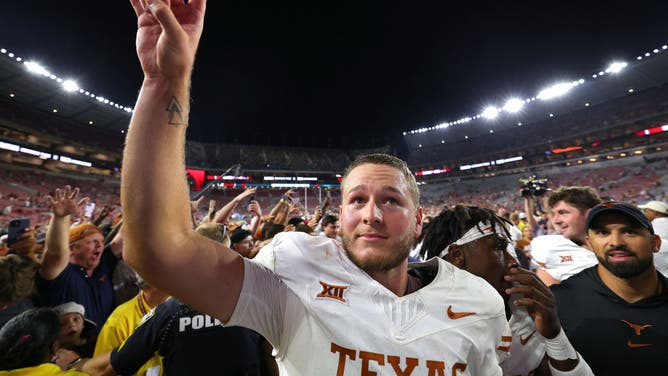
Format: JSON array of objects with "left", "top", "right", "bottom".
[
  {"left": 653, "top": 236, "right": 668, "bottom": 278},
  {"left": 501, "top": 295, "right": 546, "bottom": 376},
  {"left": 529, "top": 235, "right": 597, "bottom": 282},
  {"left": 230, "top": 232, "right": 509, "bottom": 375}
]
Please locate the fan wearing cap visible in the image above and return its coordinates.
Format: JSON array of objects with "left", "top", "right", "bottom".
[
  {"left": 36, "top": 186, "right": 122, "bottom": 336},
  {"left": 0, "top": 308, "right": 88, "bottom": 375},
  {"left": 551, "top": 202, "right": 668, "bottom": 375},
  {"left": 53, "top": 302, "right": 97, "bottom": 359},
  {"left": 420, "top": 205, "right": 593, "bottom": 376},
  {"left": 638, "top": 200, "right": 668, "bottom": 239},
  {"left": 638, "top": 200, "right": 668, "bottom": 277},
  {"left": 229, "top": 228, "right": 254, "bottom": 258}
]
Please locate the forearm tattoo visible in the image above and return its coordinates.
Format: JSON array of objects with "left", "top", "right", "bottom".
[{"left": 166, "top": 96, "right": 186, "bottom": 126}]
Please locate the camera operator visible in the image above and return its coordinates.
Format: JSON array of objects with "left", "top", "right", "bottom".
[{"left": 519, "top": 176, "right": 551, "bottom": 237}]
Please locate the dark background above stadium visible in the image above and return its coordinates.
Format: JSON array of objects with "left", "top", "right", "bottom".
[{"left": 4, "top": 1, "right": 668, "bottom": 150}]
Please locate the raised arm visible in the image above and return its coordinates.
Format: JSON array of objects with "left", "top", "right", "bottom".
[
  {"left": 122, "top": 0, "right": 242, "bottom": 322},
  {"left": 211, "top": 187, "right": 257, "bottom": 224},
  {"left": 247, "top": 199, "right": 263, "bottom": 236},
  {"left": 524, "top": 197, "right": 537, "bottom": 234},
  {"left": 40, "top": 186, "right": 88, "bottom": 280}
]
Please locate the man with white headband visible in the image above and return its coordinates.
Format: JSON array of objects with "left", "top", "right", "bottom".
[{"left": 420, "top": 205, "right": 593, "bottom": 376}]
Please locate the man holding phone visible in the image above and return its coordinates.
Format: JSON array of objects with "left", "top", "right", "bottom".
[{"left": 36, "top": 186, "right": 123, "bottom": 334}]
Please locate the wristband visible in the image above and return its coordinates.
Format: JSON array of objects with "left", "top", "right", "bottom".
[
  {"left": 66, "top": 357, "right": 82, "bottom": 370},
  {"left": 544, "top": 328, "right": 578, "bottom": 360}
]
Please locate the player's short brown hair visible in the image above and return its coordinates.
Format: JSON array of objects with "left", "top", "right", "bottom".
[
  {"left": 341, "top": 154, "right": 419, "bottom": 206},
  {"left": 548, "top": 186, "right": 601, "bottom": 213}
]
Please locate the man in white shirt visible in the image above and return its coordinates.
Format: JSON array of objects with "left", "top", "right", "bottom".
[
  {"left": 638, "top": 200, "right": 668, "bottom": 239},
  {"left": 638, "top": 200, "right": 668, "bottom": 277},
  {"left": 121, "top": 1, "right": 509, "bottom": 374},
  {"left": 530, "top": 187, "right": 601, "bottom": 286}
]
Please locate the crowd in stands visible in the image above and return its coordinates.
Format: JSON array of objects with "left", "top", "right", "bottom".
[
  {"left": 408, "top": 82, "right": 668, "bottom": 169},
  {"left": 4, "top": 154, "right": 667, "bottom": 373}
]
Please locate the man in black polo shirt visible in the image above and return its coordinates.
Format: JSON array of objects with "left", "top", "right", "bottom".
[
  {"left": 552, "top": 202, "right": 668, "bottom": 375},
  {"left": 36, "top": 186, "right": 121, "bottom": 334}
]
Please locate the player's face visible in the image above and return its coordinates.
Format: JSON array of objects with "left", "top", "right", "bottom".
[
  {"left": 70, "top": 232, "right": 104, "bottom": 271},
  {"left": 586, "top": 213, "right": 659, "bottom": 278},
  {"left": 340, "top": 163, "right": 422, "bottom": 274},
  {"left": 459, "top": 234, "right": 514, "bottom": 298},
  {"left": 58, "top": 313, "right": 84, "bottom": 345},
  {"left": 551, "top": 201, "right": 588, "bottom": 244}
]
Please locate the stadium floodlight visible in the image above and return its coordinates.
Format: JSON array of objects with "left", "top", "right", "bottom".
[
  {"left": 503, "top": 98, "right": 524, "bottom": 113},
  {"left": 481, "top": 106, "right": 499, "bottom": 119},
  {"left": 605, "top": 61, "right": 627, "bottom": 74},
  {"left": 24, "top": 61, "right": 50, "bottom": 77},
  {"left": 62, "top": 80, "right": 79, "bottom": 92},
  {"left": 537, "top": 82, "right": 576, "bottom": 100}
]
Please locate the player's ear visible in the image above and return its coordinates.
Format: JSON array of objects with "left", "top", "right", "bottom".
[{"left": 446, "top": 245, "right": 466, "bottom": 269}]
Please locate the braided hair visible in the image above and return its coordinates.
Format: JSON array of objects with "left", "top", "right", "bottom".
[
  {"left": 0, "top": 308, "right": 60, "bottom": 370},
  {"left": 420, "top": 205, "right": 512, "bottom": 259}
]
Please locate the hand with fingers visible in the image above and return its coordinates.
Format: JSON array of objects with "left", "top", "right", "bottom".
[
  {"left": 504, "top": 266, "right": 561, "bottom": 339},
  {"left": 234, "top": 187, "right": 257, "bottom": 204},
  {"left": 129, "top": 0, "right": 207, "bottom": 81},
  {"left": 321, "top": 197, "right": 331, "bottom": 212},
  {"left": 248, "top": 200, "right": 262, "bottom": 218},
  {"left": 47, "top": 186, "right": 89, "bottom": 220},
  {"left": 308, "top": 206, "right": 323, "bottom": 228},
  {"left": 190, "top": 196, "right": 205, "bottom": 214}
]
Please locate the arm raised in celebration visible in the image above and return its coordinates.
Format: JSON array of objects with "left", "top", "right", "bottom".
[{"left": 122, "top": 0, "right": 242, "bottom": 322}]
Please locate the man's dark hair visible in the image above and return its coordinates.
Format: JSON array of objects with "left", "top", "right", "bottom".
[
  {"left": 294, "top": 223, "right": 313, "bottom": 234},
  {"left": 547, "top": 186, "right": 601, "bottom": 213},
  {"left": 287, "top": 217, "right": 303, "bottom": 226},
  {"left": 321, "top": 214, "right": 339, "bottom": 227},
  {"left": 420, "top": 205, "right": 512, "bottom": 259},
  {"left": 0, "top": 308, "right": 60, "bottom": 370},
  {"left": 261, "top": 222, "right": 285, "bottom": 241}
]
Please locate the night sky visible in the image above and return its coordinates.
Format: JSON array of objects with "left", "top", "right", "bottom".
[{"left": 4, "top": 1, "right": 667, "bottom": 149}]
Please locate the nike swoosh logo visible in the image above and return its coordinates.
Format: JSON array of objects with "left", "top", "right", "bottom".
[
  {"left": 447, "top": 305, "right": 476, "bottom": 320},
  {"left": 627, "top": 340, "right": 652, "bottom": 348},
  {"left": 520, "top": 330, "right": 536, "bottom": 345}
]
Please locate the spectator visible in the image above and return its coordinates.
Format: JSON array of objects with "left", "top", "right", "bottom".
[
  {"left": 36, "top": 186, "right": 122, "bottom": 334},
  {"left": 121, "top": 2, "right": 509, "bottom": 374},
  {"left": 420, "top": 205, "right": 593, "bottom": 375},
  {"left": 0, "top": 308, "right": 87, "bottom": 374},
  {"left": 508, "top": 213, "right": 523, "bottom": 245},
  {"left": 0, "top": 254, "right": 39, "bottom": 329},
  {"left": 53, "top": 302, "right": 97, "bottom": 358},
  {"left": 638, "top": 200, "right": 668, "bottom": 239},
  {"left": 229, "top": 228, "right": 254, "bottom": 258},
  {"left": 531, "top": 187, "right": 601, "bottom": 286},
  {"left": 319, "top": 214, "right": 340, "bottom": 240},
  {"left": 92, "top": 281, "right": 168, "bottom": 375},
  {"left": 552, "top": 202, "right": 668, "bottom": 375}
]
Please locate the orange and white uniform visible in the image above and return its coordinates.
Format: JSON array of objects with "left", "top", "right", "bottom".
[
  {"left": 501, "top": 296, "right": 546, "bottom": 375},
  {"left": 228, "top": 232, "right": 510, "bottom": 375}
]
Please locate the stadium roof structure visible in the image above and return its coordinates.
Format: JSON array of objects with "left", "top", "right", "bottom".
[
  {"left": 403, "top": 49, "right": 668, "bottom": 156},
  {"left": 0, "top": 52, "right": 131, "bottom": 135}
]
